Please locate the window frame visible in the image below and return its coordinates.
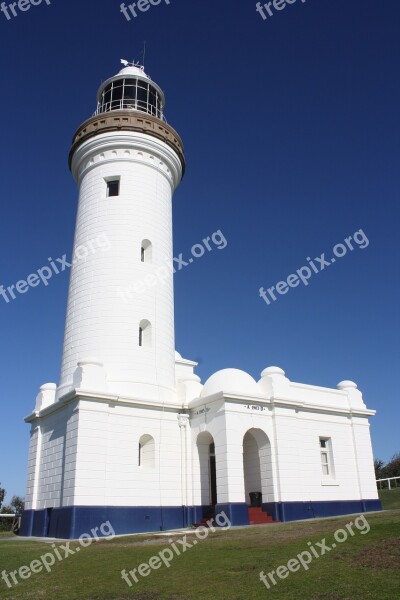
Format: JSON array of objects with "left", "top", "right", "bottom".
[
  {"left": 319, "top": 437, "right": 336, "bottom": 483},
  {"left": 105, "top": 177, "right": 120, "bottom": 198}
]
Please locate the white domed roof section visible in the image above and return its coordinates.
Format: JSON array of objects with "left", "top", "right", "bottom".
[
  {"left": 261, "top": 366, "right": 286, "bottom": 377},
  {"left": 337, "top": 380, "right": 366, "bottom": 409},
  {"left": 201, "top": 368, "right": 260, "bottom": 398},
  {"left": 336, "top": 380, "right": 358, "bottom": 390},
  {"left": 257, "top": 366, "right": 290, "bottom": 398},
  {"left": 119, "top": 65, "right": 150, "bottom": 79}
]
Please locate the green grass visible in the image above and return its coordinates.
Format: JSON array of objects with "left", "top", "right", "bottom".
[
  {"left": 0, "top": 531, "right": 14, "bottom": 538},
  {"left": 379, "top": 487, "right": 400, "bottom": 510},
  {"left": 0, "top": 510, "right": 399, "bottom": 600}
]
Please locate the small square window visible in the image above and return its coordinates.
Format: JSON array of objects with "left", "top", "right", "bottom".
[{"left": 106, "top": 179, "right": 120, "bottom": 197}]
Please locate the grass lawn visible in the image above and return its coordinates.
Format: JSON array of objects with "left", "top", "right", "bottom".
[
  {"left": 0, "top": 509, "right": 399, "bottom": 600},
  {"left": 379, "top": 487, "right": 400, "bottom": 510}
]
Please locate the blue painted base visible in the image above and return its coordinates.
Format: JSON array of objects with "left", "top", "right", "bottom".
[
  {"left": 20, "top": 506, "right": 190, "bottom": 539},
  {"left": 215, "top": 502, "right": 249, "bottom": 526},
  {"left": 263, "top": 499, "right": 382, "bottom": 522},
  {"left": 19, "top": 499, "right": 382, "bottom": 539}
]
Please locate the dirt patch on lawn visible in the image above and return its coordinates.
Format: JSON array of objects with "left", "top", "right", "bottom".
[{"left": 350, "top": 537, "right": 400, "bottom": 570}]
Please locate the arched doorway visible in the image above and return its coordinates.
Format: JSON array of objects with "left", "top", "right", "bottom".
[
  {"left": 196, "top": 432, "right": 217, "bottom": 506},
  {"left": 243, "top": 429, "right": 274, "bottom": 506}
]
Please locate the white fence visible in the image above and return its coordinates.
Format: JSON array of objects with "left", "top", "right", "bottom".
[
  {"left": 376, "top": 476, "right": 400, "bottom": 490},
  {"left": 0, "top": 514, "right": 20, "bottom": 533}
]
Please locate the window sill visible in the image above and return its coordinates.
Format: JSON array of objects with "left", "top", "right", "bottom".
[{"left": 321, "top": 479, "right": 339, "bottom": 486}]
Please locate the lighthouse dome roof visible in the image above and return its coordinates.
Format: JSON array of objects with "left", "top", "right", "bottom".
[
  {"left": 201, "top": 368, "right": 260, "bottom": 398},
  {"left": 118, "top": 65, "right": 150, "bottom": 79}
]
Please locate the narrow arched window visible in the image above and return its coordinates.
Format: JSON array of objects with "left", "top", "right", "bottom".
[
  {"left": 139, "top": 320, "right": 152, "bottom": 347},
  {"left": 138, "top": 435, "right": 155, "bottom": 468},
  {"left": 141, "top": 239, "right": 152, "bottom": 263}
]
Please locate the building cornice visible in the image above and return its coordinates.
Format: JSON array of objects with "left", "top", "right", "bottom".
[
  {"left": 69, "top": 110, "right": 185, "bottom": 176},
  {"left": 24, "top": 387, "right": 376, "bottom": 424},
  {"left": 188, "top": 392, "right": 376, "bottom": 418},
  {"left": 24, "top": 389, "right": 186, "bottom": 423}
]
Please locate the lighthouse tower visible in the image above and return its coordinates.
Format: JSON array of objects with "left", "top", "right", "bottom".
[
  {"left": 58, "top": 62, "right": 185, "bottom": 403},
  {"left": 21, "top": 63, "right": 201, "bottom": 539}
]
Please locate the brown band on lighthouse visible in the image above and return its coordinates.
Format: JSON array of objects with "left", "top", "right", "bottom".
[{"left": 69, "top": 110, "right": 185, "bottom": 176}]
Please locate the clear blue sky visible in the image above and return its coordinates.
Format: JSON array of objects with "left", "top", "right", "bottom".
[{"left": 0, "top": 0, "right": 399, "bottom": 501}]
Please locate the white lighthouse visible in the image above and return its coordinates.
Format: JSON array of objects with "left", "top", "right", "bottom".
[
  {"left": 58, "top": 62, "right": 184, "bottom": 404},
  {"left": 21, "top": 63, "right": 381, "bottom": 539},
  {"left": 21, "top": 62, "right": 198, "bottom": 538}
]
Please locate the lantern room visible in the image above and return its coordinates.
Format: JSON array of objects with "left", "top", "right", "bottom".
[{"left": 95, "top": 62, "right": 165, "bottom": 120}]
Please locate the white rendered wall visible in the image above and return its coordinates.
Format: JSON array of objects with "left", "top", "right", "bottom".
[
  {"left": 25, "top": 393, "right": 378, "bottom": 513},
  {"left": 272, "top": 409, "right": 358, "bottom": 502},
  {"left": 61, "top": 407, "right": 80, "bottom": 508},
  {"left": 26, "top": 399, "right": 185, "bottom": 510},
  {"left": 57, "top": 131, "right": 182, "bottom": 403},
  {"left": 24, "top": 404, "right": 79, "bottom": 510},
  {"left": 351, "top": 417, "right": 380, "bottom": 500},
  {"left": 189, "top": 395, "right": 378, "bottom": 507},
  {"left": 71, "top": 400, "right": 184, "bottom": 507},
  {"left": 24, "top": 425, "right": 40, "bottom": 510}
]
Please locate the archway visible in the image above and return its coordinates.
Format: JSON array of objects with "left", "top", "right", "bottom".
[
  {"left": 243, "top": 429, "right": 274, "bottom": 505},
  {"left": 196, "top": 432, "right": 217, "bottom": 506}
]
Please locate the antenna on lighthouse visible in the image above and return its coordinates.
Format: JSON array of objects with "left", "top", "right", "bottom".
[
  {"left": 142, "top": 41, "right": 146, "bottom": 69},
  {"left": 120, "top": 58, "right": 145, "bottom": 72}
]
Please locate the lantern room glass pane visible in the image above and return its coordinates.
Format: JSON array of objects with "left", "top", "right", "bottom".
[
  {"left": 137, "top": 82, "right": 149, "bottom": 111},
  {"left": 104, "top": 85, "right": 112, "bottom": 105},
  {"left": 111, "top": 81, "right": 123, "bottom": 109},
  {"left": 124, "top": 82, "right": 136, "bottom": 100},
  {"left": 148, "top": 87, "right": 158, "bottom": 116}
]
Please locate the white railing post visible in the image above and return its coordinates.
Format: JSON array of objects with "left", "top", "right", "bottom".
[{"left": 376, "top": 475, "right": 400, "bottom": 490}]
